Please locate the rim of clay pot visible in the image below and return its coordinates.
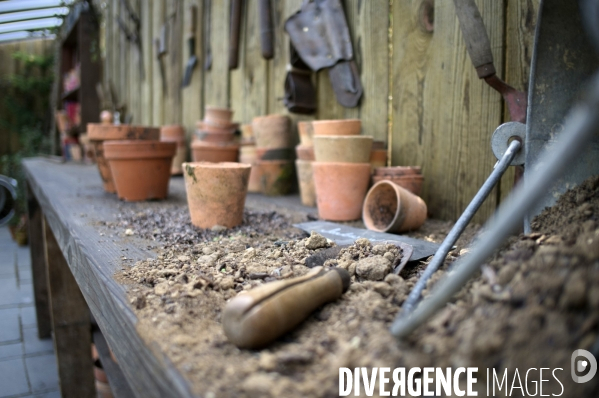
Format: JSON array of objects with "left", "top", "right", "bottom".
[
  {"left": 195, "top": 130, "right": 235, "bottom": 142},
  {"left": 313, "top": 135, "right": 373, "bottom": 163},
  {"left": 295, "top": 144, "right": 315, "bottom": 161},
  {"left": 374, "top": 166, "right": 422, "bottom": 176},
  {"left": 205, "top": 106, "right": 234, "bottom": 121},
  {"left": 196, "top": 121, "right": 238, "bottom": 133},
  {"left": 104, "top": 140, "right": 177, "bottom": 159},
  {"left": 183, "top": 161, "right": 250, "bottom": 170},
  {"left": 87, "top": 124, "right": 160, "bottom": 141},
  {"left": 201, "top": 118, "right": 240, "bottom": 129},
  {"left": 312, "top": 119, "right": 361, "bottom": 136},
  {"left": 160, "top": 125, "right": 185, "bottom": 137},
  {"left": 362, "top": 180, "right": 426, "bottom": 233},
  {"left": 192, "top": 141, "right": 239, "bottom": 149}
]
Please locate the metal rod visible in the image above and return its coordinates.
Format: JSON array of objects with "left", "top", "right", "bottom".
[
  {"left": 391, "top": 72, "right": 599, "bottom": 339},
  {"left": 400, "top": 139, "right": 521, "bottom": 316}
]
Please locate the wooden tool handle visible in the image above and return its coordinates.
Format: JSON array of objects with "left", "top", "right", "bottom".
[
  {"left": 258, "top": 0, "right": 274, "bottom": 59},
  {"left": 228, "top": 0, "right": 243, "bottom": 69},
  {"left": 222, "top": 267, "right": 350, "bottom": 349},
  {"left": 188, "top": 5, "right": 197, "bottom": 38},
  {"left": 452, "top": 0, "right": 496, "bottom": 78}
]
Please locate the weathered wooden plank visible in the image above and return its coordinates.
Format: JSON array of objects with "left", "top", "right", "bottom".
[
  {"left": 111, "top": 0, "right": 121, "bottom": 115},
  {"left": 165, "top": 0, "right": 184, "bottom": 125},
  {"left": 392, "top": 0, "right": 504, "bottom": 223},
  {"left": 152, "top": 0, "right": 166, "bottom": 126},
  {"left": 24, "top": 159, "right": 195, "bottom": 398},
  {"left": 352, "top": 0, "right": 389, "bottom": 142},
  {"left": 127, "top": 0, "right": 141, "bottom": 125},
  {"left": 498, "top": 0, "right": 539, "bottom": 202},
  {"left": 229, "top": 0, "right": 248, "bottom": 122},
  {"left": 27, "top": 181, "right": 52, "bottom": 339},
  {"left": 204, "top": 0, "right": 231, "bottom": 108},
  {"left": 141, "top": 0, "right": 154, "bottom": 126},
  {"left": 43, "top": 213, "right": 95, "bottom": 398},
  {"left": 181, "top": 0, "right": 204, "bottom": 141}
]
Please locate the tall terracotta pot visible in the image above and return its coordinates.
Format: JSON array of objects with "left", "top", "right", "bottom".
[
  {"left": 298, "top": 121, "right": 314, "bottom": 146},
  {"left": 312, "top": 119, "right": 361, "bottom": 136},
  {"left": 311, "top": 162, "right": 371, "bottom": 221},
  {"left": 362, "top": 180, "right": 427, "bottom": 233},
  {"left": 183, "top": 162, "right": 251, "bottom": 229},
  {"left": 160, "top": 125, "right": 187, "bottom": 175},
  {"left": 252, "top": 115, "right": 292, "bottom": 148},
  {"left": 296, "top": 159, "right": 316, "bottom": 207},
  {"left": 255, "top": 160, "right": 295, "bottom": 196},
  {"left": 104, "top": 140, "right": 176, "bottom": 201},
  {"left": 87, "top": 124, "right": 160, "bottom": 193}
]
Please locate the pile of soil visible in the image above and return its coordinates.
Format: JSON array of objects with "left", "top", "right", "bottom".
[{"left": 113, "top": 176, "right": 599, "bottom": 397}]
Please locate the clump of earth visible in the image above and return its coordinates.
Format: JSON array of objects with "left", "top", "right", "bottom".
[{"left": 113, "top": 176, "right": 599, "bottom": 397}]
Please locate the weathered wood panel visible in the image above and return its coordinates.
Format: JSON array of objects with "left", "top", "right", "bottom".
[{"left": 100, "top": 0, "right": 541, "bottom": 222}]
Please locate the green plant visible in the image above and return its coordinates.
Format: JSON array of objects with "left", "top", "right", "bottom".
[{"left": 0, "top": 50, "right": 54, "bottom": 227}]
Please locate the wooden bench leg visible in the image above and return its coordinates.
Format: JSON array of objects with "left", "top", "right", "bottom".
[
  {"left": 27, "top": 182, "right": 52, "bottom": 338},
  {"left": 43, "top": 215, "right": 96, "bottom": 398}
]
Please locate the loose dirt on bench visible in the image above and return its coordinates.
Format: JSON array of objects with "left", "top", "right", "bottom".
[{"left": 111, "top": 175, "right": 599, "bottom": 397}]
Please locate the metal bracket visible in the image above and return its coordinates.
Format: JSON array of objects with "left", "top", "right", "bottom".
[{"left": 491, "top": 122, "right": 526, "bottom": 166}]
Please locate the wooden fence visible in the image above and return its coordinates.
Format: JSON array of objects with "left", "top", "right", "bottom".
[
  {"left": 100, "top": 0, "right": 539, "bottom": 223},
  {"left": 0, "top": 39, "right": 54, "bottom": 157}
]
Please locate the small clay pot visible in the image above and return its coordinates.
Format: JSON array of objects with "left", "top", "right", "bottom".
[
  {"left": 198, "top": 119, "right": 240, "bottom": 130},
  {"left": 191, "top": 141, "right": 239, "bottom": 163},
  {"left": 313, "top": 135, "right": 373, "bottom": 163},
  {"left": 104, "top": 140, "right": 176, "bottom": 201},
  {"left": 372, "top": 140, "right": 387, "bottom": 150},
  {"left": 370, "top": 149, "right": 388, "bottom": 170},
  {"left": 296, "top": 159, "right": 316, "bottom": 207},
  {"left": 195, "top": 129, "right": 236, "bottom": 143},
  {"left": 161, "top": 125, "right": 187, "bottom": 175},
  {"left": 183, "top": 162, "right": 251, "bottom": 228},
  {"left": 374, "top": 166, "right": 422, "bottom": 176},
  {"left": 362, "top": 180, "right": 427, "bottom": 233},
  {"left": 205, "top": 106, "right": 233, "bottom": 123},
  {"left": 298, "top": 121, "right": 314, "bottom": 146},
  {"left": 87, "top": 124, "right": 160, "bottom": 193},
  {"left": 371, "top": 174, "right": 424, "bottom": 196},
  {"left": 295, "top": 145, "right": 315, "bottom": 161},
  {"left": 252, "top": 115, "right": 293, "bottom": 148},
  {"left": 312, "top": 119, "right": 361, "bottom": 136},
  {"left": 311, "top": 162, "right": 372, "bottom": 221},
  {"left": 255, "top": 160, "right": 295, "bottom": 196},
  {"left": 255, "top": 147, "right": 295, "bottom": 161}
]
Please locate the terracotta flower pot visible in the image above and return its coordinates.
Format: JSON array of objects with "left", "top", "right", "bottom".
[
  {"left": 312, "top": 119, "right": 361, "bottom": 136},
  {"left": 295, "top": 144, "right": 315, "bottom": 161},
  {"left": 104, "top": 140, "right": 176, "bottom": 201},
  {"left": 255, "top": 147, "right": 295, "bottom": 160},
  {"left": 183, "top": 162, "right": 251, "bottom": 228},
  {"left": 312, "top": 162, "right": 371, "bottom": 221},
  {"left": 239, "top": 146, "right": 261, "bottom": 193},
  {"left": 372, "top": 140, "right": 387, "bottom": 150},
  {"left": 195, "top": 129, "right": 236, "bottom": 143},
  {"left": 161, "top": 125, "right": 187, "bottom": 175},
  {"left": 252, "top": 115, "right": 293, "bottom": 148},
  {"left": 371, "top": 174, "right": 424, "bottom": 196},
  {"left": 239, "top": 145, "right": 257, "bottom": 159},
  {"left": 255, "top": 160, "right": 295, "bottom": 196},
  {"left": 296, "top": 159, "right": 316, "bottom": 207},
  {"left": 87, "top": 124, "right": 160, "bottom": 193},
  {"left": 313, "top": 135, "right": 373, "bottom": 163},
  {"left": 374, "top": 166, "right": 422, "bottom": 177},
  {"left": 362, "top": 180, "right": 427, "bottom": 233},
  {"left": 370, "top": 149, "right": 388, "bottom": 170},
  {"left": 205, "top": 106, "right": 233, "bottom": 123},
  {"left": 298, "top": 121, "right": 314, "bottom": 146},
  {"left": 191, "top": 141, "right": 239, "bottom": 163},
  {"left": 240, "top": 124, "right": 253, "bottom": 139}
]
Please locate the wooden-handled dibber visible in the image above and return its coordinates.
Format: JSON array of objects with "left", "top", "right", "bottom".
[
  {"left": 453, "top": 0, "right": 527, "bottom": 123},
  {"left": 222, "top": 267, "right": 350, "bottom": 349}
]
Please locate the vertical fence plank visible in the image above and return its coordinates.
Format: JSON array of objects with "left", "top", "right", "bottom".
[
  {"left": 141, "top": 0, "right": 154, "bottom": 126},
  {"left": 204, "top": 0, "right": 231, "bottom": 108},
  {"left": 152, "top": 0, "right": 166, "bottom": 126},
  {"left": 229, "top": 0, "right": 249, "bottom": 123}
]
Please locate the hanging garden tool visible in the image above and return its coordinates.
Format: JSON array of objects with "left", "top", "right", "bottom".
[
  {"left": 154, "top": 25, "right": 167, "bottom": 94},
  {"left": 222, "top": 267, "right": 350, "bottom": 349},
  {"left": 182, "top": 5, "right": 198, "bottom": 87},
  {"left": 285, "top": 0, "right": 363, "bottom": 108},
  {"left": 204, "top": 0, "right": 212, "bottom": 70},
  {"left": 228, "top": 0, "right": 243, "bottom": 70},
  {"left": 453, "top": 0, "right": 527, "bottom": 123},
  {"left": 258, "top": 0, "right": 274, "bottom": 59}
]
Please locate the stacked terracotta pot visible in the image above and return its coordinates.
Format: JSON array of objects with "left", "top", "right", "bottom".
[
  {"left": 193, "top": 106, "right": 240, "bottom": 162},
  {"left": 160, "top": 125, "right": 187, "bottom": 175},
  {"left": 295, "top": 121, "right": 316, "bottom": 206},
  {"left": 252, "top": 114, "right": 295, "bottom": 196},
  {"left": 372, "top": 166, "right": 424, "bottom": 195},
  {"left": 311, "top": 119, "right": 373, "bottom": 221},
  {"left": 87, "top": 123, "right": 176, "bottom": 201},
  {"left": 238, "top": 124, "right": 261, "bottom": 193}
]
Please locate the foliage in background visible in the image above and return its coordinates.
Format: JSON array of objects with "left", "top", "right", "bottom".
[{"left": 0, "top": 51, "right": 54, "bottom": 226}]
